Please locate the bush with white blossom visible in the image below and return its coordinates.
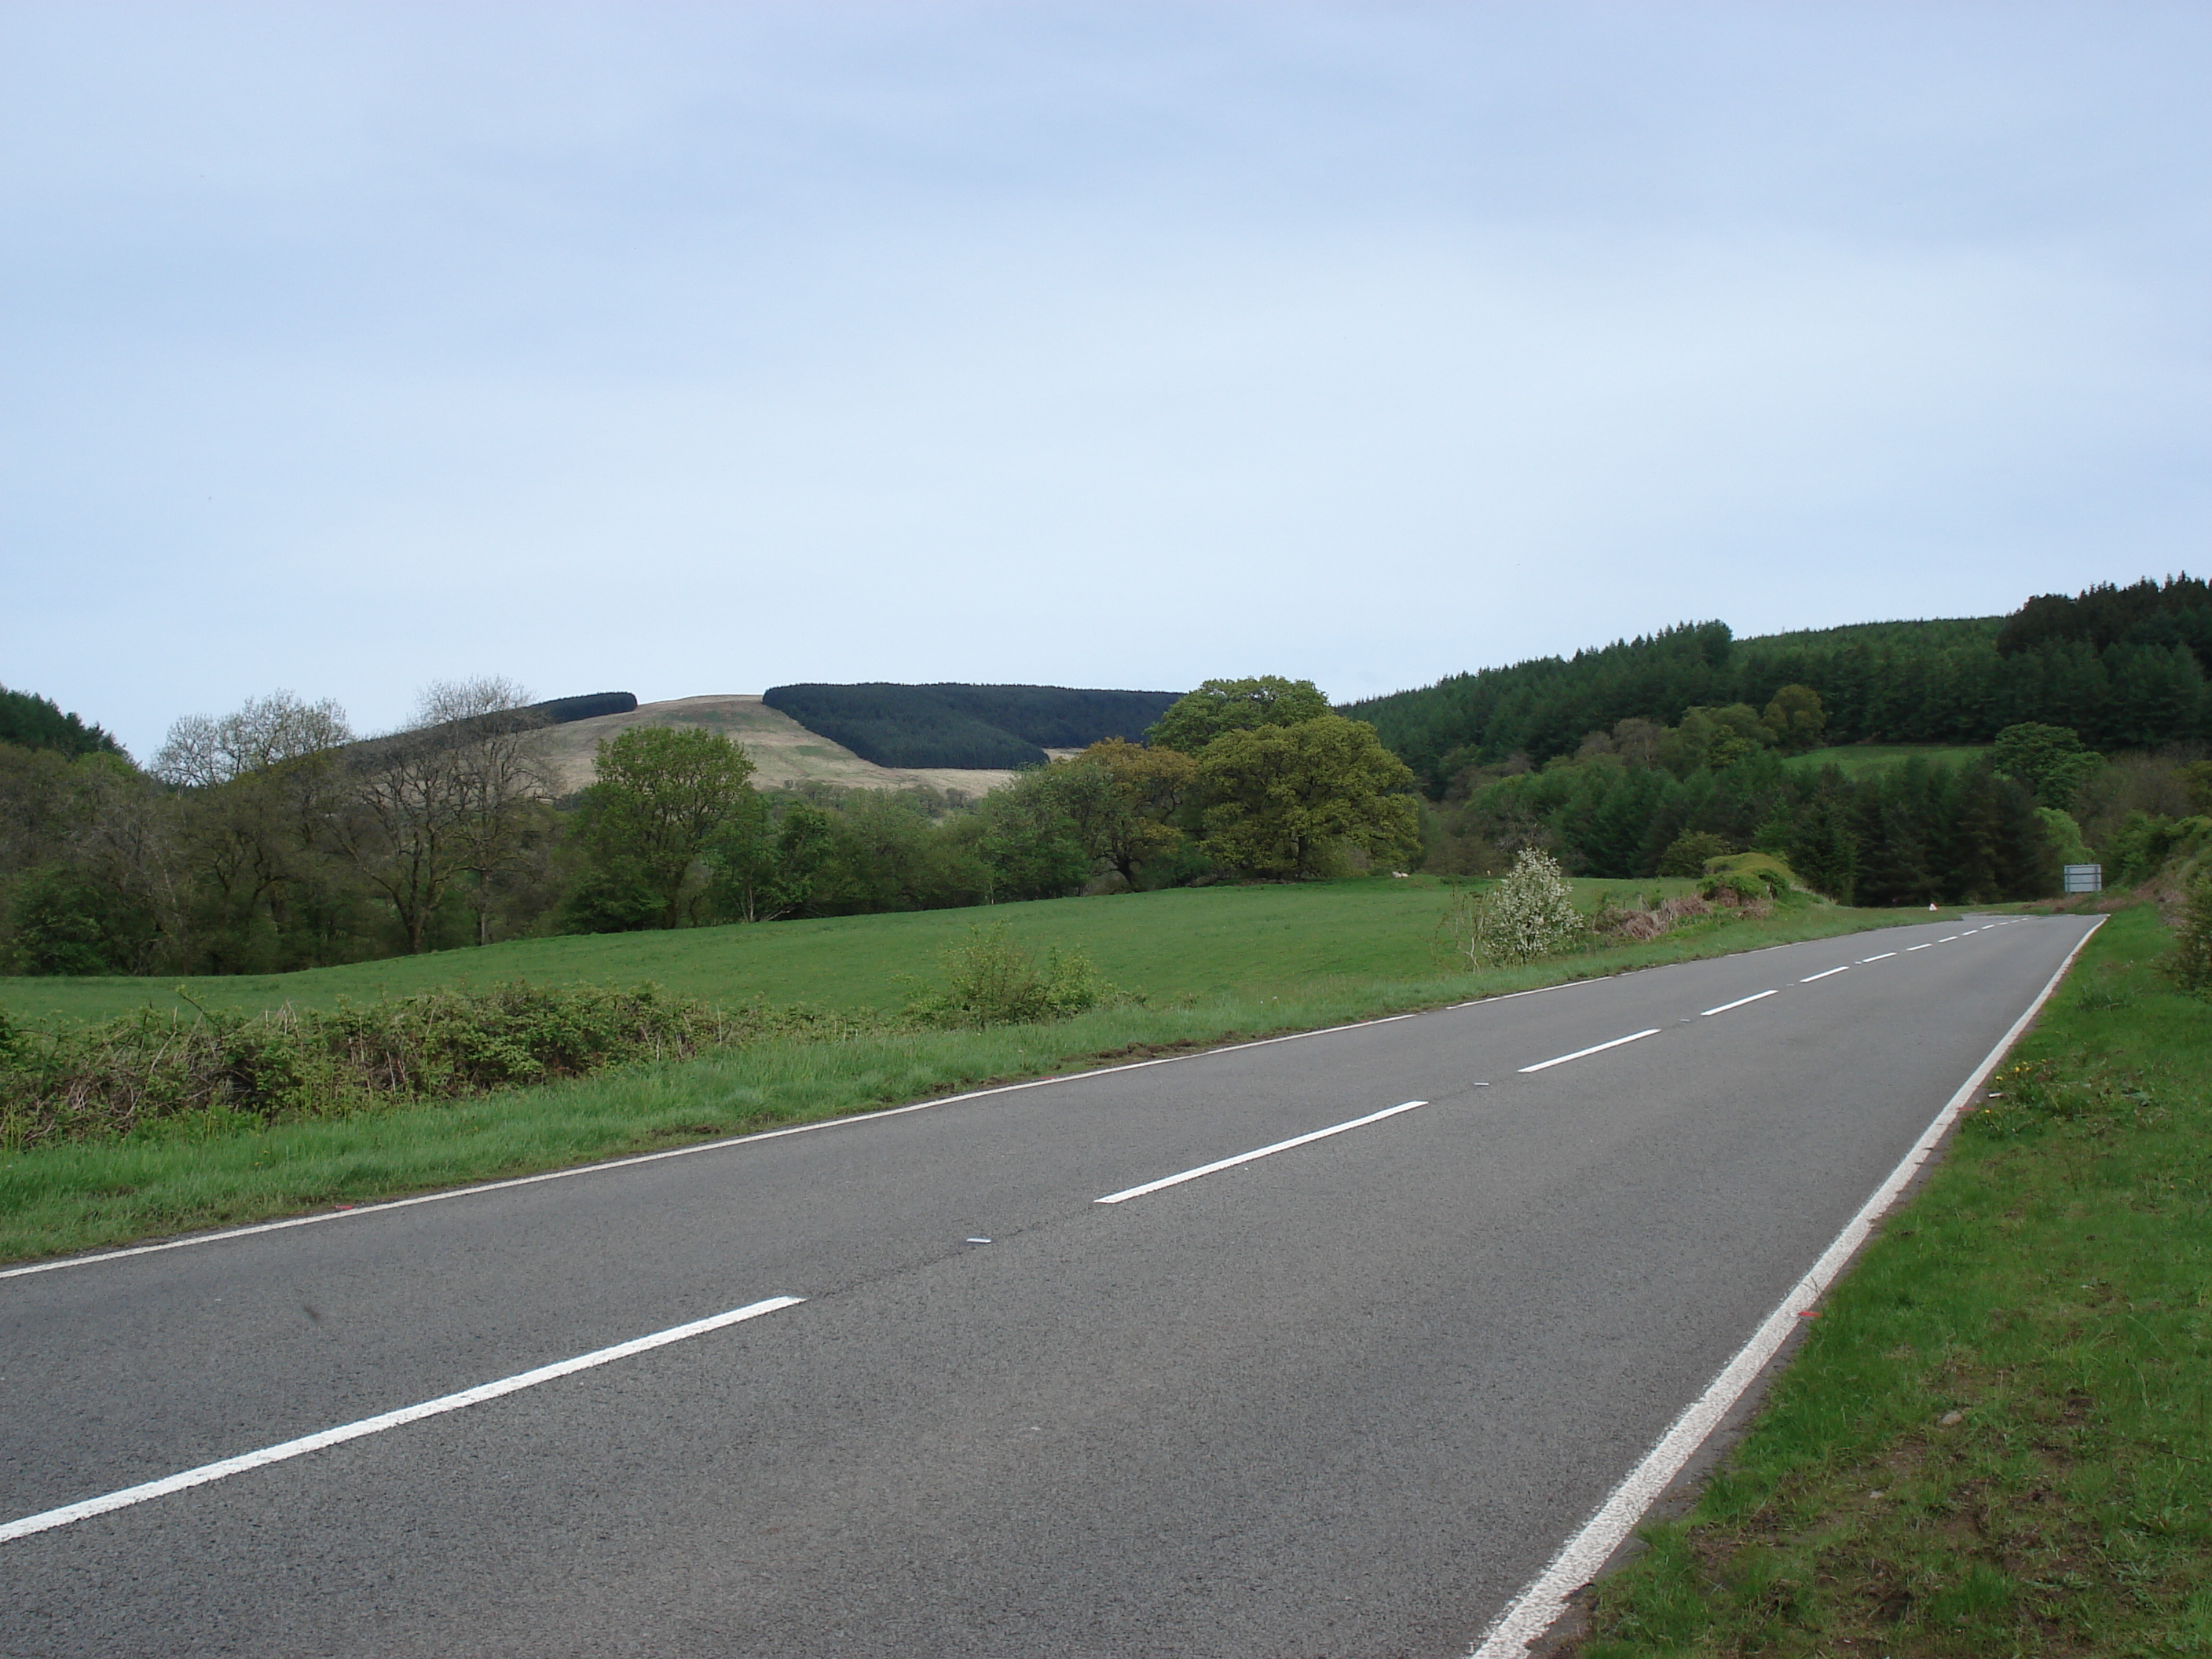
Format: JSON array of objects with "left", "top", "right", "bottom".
[{"left": 1444, "top": 848, "right": 1585, "bottom": 967}]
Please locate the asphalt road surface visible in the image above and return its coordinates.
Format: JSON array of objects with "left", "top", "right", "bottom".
[{"left": 2, "top": 913, "right": 2098, "bottom": 1657}]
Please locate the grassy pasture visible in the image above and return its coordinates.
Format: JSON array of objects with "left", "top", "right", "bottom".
[
  {"left": 0, "top": 875, "right": 1705, "bottom": 1026},
  {"left": 0, "top": 878, "right": 1939, "bottom": 1262},
  {"left": 1575, "top": 903, "right": 2212, "bottom": 1656},
  {"left": 1788, "top": 743, "right": 1990, "bottom": 778}
]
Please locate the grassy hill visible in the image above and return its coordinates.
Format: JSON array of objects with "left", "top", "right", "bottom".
[
  {"left": 534, "top": 694, "right": 1025, "bottom": 798},
  {"left": 533, "top": 684, "right": 1185, "bottom": 797},
  {"left": 2, "top": 876, "right": 1639, "bottom": 1025}
]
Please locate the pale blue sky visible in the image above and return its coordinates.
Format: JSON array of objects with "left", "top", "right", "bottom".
[{"left": 5, "top": 2, "right": 2207, "bottom": 758}]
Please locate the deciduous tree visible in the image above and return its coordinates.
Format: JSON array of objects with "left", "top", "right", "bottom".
[
  {"left": 153, "top": 691, "right": 353, "bottom": 787},
  {"left": 1988, "top": 722, "right": 2100, "bottom": 812},
  {"left": 580, "top": 726, "right": 759, "bottom": 928},
  {"left": 973, "top": 770, "right": 1091, "bottom": 902},
  {"left": 1760, "top": 684, "right": 1826, "bottom": 753},
  {"left": 1148, "top": 676, "right": 1332, "bottom": 753},
  {"left": 1061, "top": 738, "right": 1197, "bottom": 889},
  {"left": 1194, "top": 715, "right": 1419, "bottom": 878},
  {"left": 417, "top": 678, "right": 556, "bottom": 946},
  {"left": 332, "top": 680, "right": 554, "bottom": 954}
]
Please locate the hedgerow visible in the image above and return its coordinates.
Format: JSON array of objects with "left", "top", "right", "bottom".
[{"left": 0, "top": 981, "right": 884, "bottom": 1149}]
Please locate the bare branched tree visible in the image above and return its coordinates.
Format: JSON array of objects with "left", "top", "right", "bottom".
[
  {"left": 141, "top": 692, "right": 358, "bottom": 969},
  {"left": 419, "top": 678, "right": 557, "bottom": 946},
  {"left": 331, "top": 678, "right": 554, "bottom": 951},
  {"left": 152, "top": 692, "right": 353, "bottom": 788}
]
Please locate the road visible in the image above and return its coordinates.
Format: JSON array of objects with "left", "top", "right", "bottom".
[{"left": 0, "top": 913, "right": 2097, "bottom": 1657}]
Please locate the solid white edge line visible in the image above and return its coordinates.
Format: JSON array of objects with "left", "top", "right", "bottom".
[
  {"left": 0, "top": 1295, "right": 804, "bottom": 1544},
  {"left": 1516, "top": 1029, "right": 1661, "bottom": 1074},
  {"left": 1094, "top": 1100, "right": 1427, "bottom": 1204},
  {"left": 1, "top": 1016, "right": 1430, "bottom": 1282},
  {"left": 1698, "top": 991, "right": 1778, "bottom": 1018},
  {"left": 1799, "top": 965, "right": 1849, "bottom": 983},
  {"left": 1463, "top": 917, "right": 2105, "bottom": 1659}
]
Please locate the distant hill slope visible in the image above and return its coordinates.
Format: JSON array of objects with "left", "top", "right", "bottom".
[
  {"left": 1346, "top": 588, "right": 2210, "bottom": 793},
  {"left": 764, "top": 683, "right": 1182, "bottom": 770},
  {"left": 534, "top": 695, "right": 1023, "bottom": 797}
]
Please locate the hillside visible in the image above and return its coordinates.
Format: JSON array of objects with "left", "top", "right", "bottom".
[
  {"left": 535, "top": 695, "right": 1024, "bottom": 797},
  {"left": 1348, "top": 588, "right": 2210, "bottom": 793}
]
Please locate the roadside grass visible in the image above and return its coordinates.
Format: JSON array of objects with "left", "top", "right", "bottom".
[
  {"left": 0, "top": 875, "right": 1705, "bottom": 1027},
  {"left": 0, "top": 889, "right": 1945, "bottom": 1264},
  {"left": 1789, "top": 744, "right": 1990, "bottom": 778},
  {"left": 1572, "top": 902, "right": 2212, "bottom": 1657}
]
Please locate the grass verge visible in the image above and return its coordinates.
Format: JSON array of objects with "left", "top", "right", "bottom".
[
  {"left": 1569, "top": 902, "right": 2212, "bottom": 1657},
  {"left": 0, "top": 894, "right": 1946, "bottom": 1265}
]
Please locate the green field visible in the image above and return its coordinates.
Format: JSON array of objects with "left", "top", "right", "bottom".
[
  {"left": 0, "top": 877, "right": 1951, "bottom": 1262},
  {"left": 0, "top": 875, "right": 1701, "bottom": 1026},
  {"left": 1579, "top": 903, "right": 2211, "bottom": 1654},
  {"left": 1788, "top": 743, "right": 1990, "bottom": 778}
]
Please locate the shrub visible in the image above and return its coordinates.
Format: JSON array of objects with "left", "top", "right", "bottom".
[
  {"left": 902, "top": 922, "right": 1121, "bottom": 1027},
  {"left": 2166, "top": 874, "right": 2212, "bottom": 998},
  {"left": 1704, "top": 851, "right": 1800, "bottom": 894},
  {"left": 2103, "top": 811, "right": 2212, "bottom": 889}
]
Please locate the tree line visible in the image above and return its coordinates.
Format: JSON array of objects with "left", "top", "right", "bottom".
[
  {"left": 0, "top": 676, "right": 1420, "bottom": 977},
  {"left": 13, "top": 575, "right": 2205, "bottom": 976},
  {"left": 1423, "top": 680, "right": 2212, "bottom": 905},
  {"left": 1423, "top": 703, "right": 2048, "bottom": 906},
  {"left": 556, "top": 677, "right": 1418, "bottom": 932},
  {"left": 1350, "top": 576, "right": 2212, "bottom": 794},
  {"left": 0, "top": 686, "right": 126, "bottom": 762}
]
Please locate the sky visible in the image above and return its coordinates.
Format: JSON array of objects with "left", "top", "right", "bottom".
[{"left": 4, "top": 2, "right": 2207, "bottom": 760}]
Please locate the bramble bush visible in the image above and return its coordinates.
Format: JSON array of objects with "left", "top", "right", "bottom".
[
  {"left": 1588, "top": 889, "right": 1715, "bottom": 944},
  {"left": 0, "top": 982, "right": 880, "bottom": 1149}
]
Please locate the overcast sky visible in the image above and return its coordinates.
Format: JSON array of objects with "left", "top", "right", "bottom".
[{"left": 5, "top": 2, "right": 2207, "bottom": 758}]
